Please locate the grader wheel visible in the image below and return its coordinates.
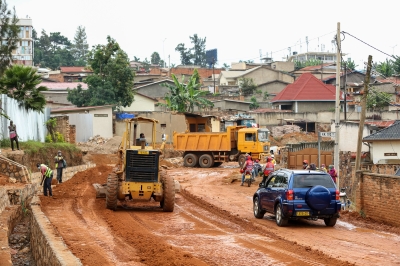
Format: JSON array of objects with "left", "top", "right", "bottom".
[
  {"left": 161, "top": 174, "right": 175, "bottom": 212},
  {"left": 106, "top": 172, "right": 118, "bottom": 210}
]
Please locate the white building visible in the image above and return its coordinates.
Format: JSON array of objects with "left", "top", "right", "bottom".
[{"left": 13, "top": 18, "right": 33, "bottom": 66}]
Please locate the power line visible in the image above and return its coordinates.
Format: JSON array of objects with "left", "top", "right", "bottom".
[{"left": 341, "top": 31, "right": 395, "bottom": 59}]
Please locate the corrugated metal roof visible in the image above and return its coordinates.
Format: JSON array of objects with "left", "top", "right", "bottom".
[
  {"left": 363, "top": 120, "right": 400, "bottom": 142},
  {"left": 60, "top": 67, "right": 93, "bottom": 73},
  {"left": 40, "top": 82, "right": 88, "bottom": 90}
]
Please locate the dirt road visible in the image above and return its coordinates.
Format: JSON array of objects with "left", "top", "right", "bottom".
[{"left": 40, "top": 158, "right": 400, "bottom": 265}]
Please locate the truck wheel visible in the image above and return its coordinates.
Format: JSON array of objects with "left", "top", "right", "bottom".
[
  {"left": 238, "top": 154, "right": 246, "bottom": 168},
  {"left": 106, "top": 172, "right": 118, "bottom": 211},
  {"left": 162, "top": 175, "right": 175, "bottom": 212},
  {"left": 184, "top": 153, "right": 198, "bottom": 167},
  {"left": 199, "top": 154, "right": 214, "bottom": 168}
]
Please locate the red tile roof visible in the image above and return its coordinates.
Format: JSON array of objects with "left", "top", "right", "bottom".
[
  {"left": 60, "top": 67, "right": 93, "bottom": 73},
  {"left": 40, "top": 82, "right": 88, "bottom": 90},
  {"left": 271, "top": 73, "right": 346, "bottom": 102},
  {"left": 364, "top": 120, "right": 395, "bottom": 128}
]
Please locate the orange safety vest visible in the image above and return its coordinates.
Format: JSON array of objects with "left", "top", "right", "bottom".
[{"left": 264, "top": 162, "right": 274, "bottom": 175}]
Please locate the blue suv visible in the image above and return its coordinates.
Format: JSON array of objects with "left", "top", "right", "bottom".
[{"left": 253, "top": 169, "right": 341, "bottom": 227}]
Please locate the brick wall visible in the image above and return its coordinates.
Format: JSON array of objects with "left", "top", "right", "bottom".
[
  {"left": 54, "top": 116, "right": 70, "bottom": 143},
  {"left": 69, "top": 125, "right": 76, "bottom": 144},
  {"left": 356, "top": 172, "right": 400, "bottom": 227}
]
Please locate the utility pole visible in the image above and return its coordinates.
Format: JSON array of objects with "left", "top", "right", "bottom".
[
  {"left": 344, "top": 62, "right": 347, "bottom": 121},
  {"left": 355, "top": 55, "right": 372, "bottom": 172},
  {"left": 334, "top": 22, "right": 341, "bottom": 188}
]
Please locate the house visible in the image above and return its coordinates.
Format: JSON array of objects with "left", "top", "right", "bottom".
[
  {"left": 60, "top": 66, "right": 93, "bottom": 82},
  {"left": 287, "top": 52, "right": 340, "bottom": 64},
  {"left": 212, "top": 99, "right": 252, "bottom": 112},
  {"left": 362, "top": 120, "right": 400, "bottom": 164},
  {"left": 40, "top": 82, "right": 88, "bottom": 108},
  {"left": 51, "top": 105, "right": 113, "bottom": 142},
  {"left": 168, "top": 66, "right": 223, "bottom": 84},
  {"left": 271, "top": 72, "right": 348, "bottom": 113},
  {"left": 292, "top": 63, "right": 336, "bottom": 79},
  {"left": 133, "top": 79, "right": 175, "bottom": 100},
  {"left": 120, "top": 92, "right": 158, "bottom": 112}
]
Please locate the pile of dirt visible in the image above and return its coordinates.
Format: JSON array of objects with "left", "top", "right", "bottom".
[
  {"left": 160, "top": 157, "right": 183, "bottom": 168},
  {"left": 271, "top": 131, "right": 320, "bottom": 146},
  {"left": 77, "top": 136, "right": 122, "bottom": 154},
  {"left": 271, "top": 125, "right": 301, "bottom": 137},
  {"left": 163, "top": 148, "right": 183, "bottom": 159},
  {"left": 0, "top": 174, "right": 9, "bottom": 185}
]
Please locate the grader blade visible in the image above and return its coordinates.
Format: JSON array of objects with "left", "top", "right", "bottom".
[{"left": 93, "top": 183, "right": 107, "bottom": 198}]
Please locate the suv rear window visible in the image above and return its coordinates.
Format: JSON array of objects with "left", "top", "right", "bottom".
[{"left": 292, "top": 174, "right": 335, "bottom": 188}]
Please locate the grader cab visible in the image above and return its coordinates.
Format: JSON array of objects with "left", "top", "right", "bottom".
[{"left": 94, "top": 117, "right": 175, "bottom": 212}]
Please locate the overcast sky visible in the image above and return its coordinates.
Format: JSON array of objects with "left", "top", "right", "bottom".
[{"left": 10, "top": 0, "right": 398, "bottom": 69}]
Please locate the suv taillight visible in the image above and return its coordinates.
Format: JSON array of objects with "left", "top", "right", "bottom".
[
  {"left": 336, "top": 190, "right": 340, "bottom": 200},
  {"left": 286, "top": 190, "right": 294, "bottom": 201}
]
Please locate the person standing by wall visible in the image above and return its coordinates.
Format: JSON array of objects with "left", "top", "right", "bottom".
[
  {"left": 8, "top": 120, "right": 19, "bottom": 151},
  {"left": 38, "top": 163, "right": 53, "bottom": 197},
  {"left": 329, "top": 165, "right": 337, "bottom": 183},
  {"left": 54, "top": 150, "right": 64, "bottom": 183}
]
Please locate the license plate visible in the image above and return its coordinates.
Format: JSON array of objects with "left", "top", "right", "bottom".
[
  {"left": 245, "top": 175, "right": 251, "bottom": 180},
  {"left": 296, "top": 211, "right": 310, "bottom": 216},
  {"left": 138, "top": 151, "right": 149, "bottom": 155}
]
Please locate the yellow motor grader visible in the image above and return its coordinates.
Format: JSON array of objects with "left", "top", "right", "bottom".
[{"left": 94, "top": 116, "right": 175, "bottom": 212}]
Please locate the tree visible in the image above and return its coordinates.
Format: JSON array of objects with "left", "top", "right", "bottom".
[
  {"left": 222, "top": 63, "right": 230, "bottom": 70},
  {"left": 391, "top": 55, "right": 400, "bottom": 75},
  {"left": 263, "top": 91, "right": 270, "bottom": 101},
  {"left": 175, "top": 34, "right": 207, "bottom": 66},
  {"left": 0, "top": 0, "right": 19, "bottom": 76},
  {"left": 367, "top": 88, "right": 391, "bottom": 110},
  {"left": 249, "top": 96, "right": 259, "bottom": 110},
  {"left": 175, "top": 43, "right": 192, "bottom": 65},
  {"left": 239, "top": 77, "right": 257, "bottom": 96},
  {"left": 71, "top": 25, "right": 89, "bottom": 66},
  {"left": 68, "top": 36, "right": 135, "bottom": 109},
  {"left": 150, "top": 51, "right": 161, "bottom": 65},
  {"left": 159, "top": 69, "right": 213, "bottom": 112},
  {"left": 190, "top": 34, "right": 206, "bottom": 67},
  {"left": 0, "top": 65, "right": 48, "bottom": 113},
  {"left": 375, "top": 59, "right": 394, "bottom": 77},
  {"left": 344, "top": 59, "right": 357, "bottom": 71}
]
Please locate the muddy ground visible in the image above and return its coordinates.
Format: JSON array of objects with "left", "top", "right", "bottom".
[{"left": 36, "top": 154, "right": 400, "bottom": 266}]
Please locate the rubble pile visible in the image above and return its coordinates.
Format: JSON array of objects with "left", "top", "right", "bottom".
[
  {"left": 78, "top": 135, "right": 122, "bottom": 154},
  {"left": 271, "top": 125, "right": 301, "bottom": 137}
]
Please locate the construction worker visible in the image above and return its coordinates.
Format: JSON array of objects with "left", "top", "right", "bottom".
[
  {"left": 262, "top": 157, "right": 275, "bottom": 185},
  {"left": 302, "top": 160, "right": 309, "bottom": 169},
  {"left": 38, "top": 163, "right": 53, "bottom": 197},
  {"left": 241, "top": 155, "right": 254, "bottom": 186},
  {"left": 54, "top": 150, "right": 64, "bottom": 183}
]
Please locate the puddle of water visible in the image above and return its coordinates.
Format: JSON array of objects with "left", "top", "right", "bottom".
[{"left": 337, "top": 220, "right": 357, "bottom": 230}]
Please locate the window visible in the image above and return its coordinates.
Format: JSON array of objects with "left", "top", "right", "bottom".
[
  {"left": 25, "top": 26, "right": 30, "bottom": 38},
  {"left": 245, "top": 133, "right": 255, "bottom": 141},
  {"left": 189, "top": 124, "right": 196, "bottom": 132},
  {"left": 19, "top": 26, "right": 24, "bottom": 38},
  {"left": 293, "top": 174, "right": 334, "bottom": 188},
  {"left": 266, "top": 174, "right": 288, "bottom": 188},
  {"left": 197, "top": 124, "right": 205, "bottom": 132}
]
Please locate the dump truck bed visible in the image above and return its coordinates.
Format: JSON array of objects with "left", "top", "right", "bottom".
[{"left": 173, "top": 126, "right": 244, "bottom": 152}]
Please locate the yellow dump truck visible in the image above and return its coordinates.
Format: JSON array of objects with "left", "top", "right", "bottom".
[{"left": 173, "top": 126, "right": 271, "bottom": 168}]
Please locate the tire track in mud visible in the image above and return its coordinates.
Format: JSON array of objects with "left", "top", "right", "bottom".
[{"left": 178, "top": 188, "right": 355, "bottom": 266}]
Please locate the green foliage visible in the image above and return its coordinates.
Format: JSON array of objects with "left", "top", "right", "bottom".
[
  {"left": 158, "top": 69, "right": 213, "bottom": 112},
  {"left": 344, "top": 60, "right": 357, "bottom": 71},
  {"left": 256, "top": 89, "right": 262, "bottom": 95},
  {"left": 175, "top": 34, "right": 207, "bottom": 67},
  {"left": 0, "top": 0, "right": 19, "bottom": 76},
  {"left": 367, "top": 88, "right": 391, "bottom": 110},
  {"left": 0, "top": 138, "right": 11, "bottom": 148},
  {"left": 376, "top": 59, "right": 394, "bottom": 77},
  {"left": 239, "top": 77, "right": 257, "bottom": 96},
  {"left": 263, "top": 91, "right": 270, "bottom": 101},
  {"left": 222, "top": 63, "right": 230, "bottom": 70},
  {"left": 20, "top": 140, "right": 79, "bottom": 156},
  {"left": 151, "top": 51, "right": 161, "bottom": 65},
  {"left": 68, "top": 36, "right": 135, "bottom": 108},
  {"left": 71, "top": 25, "right": 89, "bottom": 66},
  {"left": 392, "top": 56, "right": 400, "bottom": 74},
  {"left": 0, "top": 65, "right": 48, "bottom": 113},
  {"left": 249, "top": 96, "right": 259, "bottom": 110},
  {"left": 294, "top": 59, "right": 323, "bottom": 70},
  {"left": 45, "top": 132, "right": 65, "bottom": 143}
]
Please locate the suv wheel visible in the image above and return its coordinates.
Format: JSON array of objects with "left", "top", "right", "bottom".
[
  {"left": 253, "top": 197, "right": 265, "bottom": 219},
  {"left": 275, "top": 204, "right": 288, "bottom": 227},
  {"left": 324, "top": 217, "right": 337, "bottom": 227}
]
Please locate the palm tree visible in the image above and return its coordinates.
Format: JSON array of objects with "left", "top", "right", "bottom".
[
  {"left": 376, "top": 59, "right": 394, "bottom": 77},
  {"left": 0, "top": 65, "right": 48, "bottom": 113},
  {"left": 159, "top": 70, "right": 213, "bottom": 112}
]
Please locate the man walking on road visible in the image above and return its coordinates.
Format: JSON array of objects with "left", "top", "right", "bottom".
[
  {"left": 54, "top": 150, "right": 64, "bottom": 183},
  {"left": 38, "top": 163, "right": 53, "bottom": 197}
]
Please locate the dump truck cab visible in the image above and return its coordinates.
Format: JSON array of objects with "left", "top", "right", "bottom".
[{"left": 237, "top": 127, "right": 270, "bottom": 165}]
